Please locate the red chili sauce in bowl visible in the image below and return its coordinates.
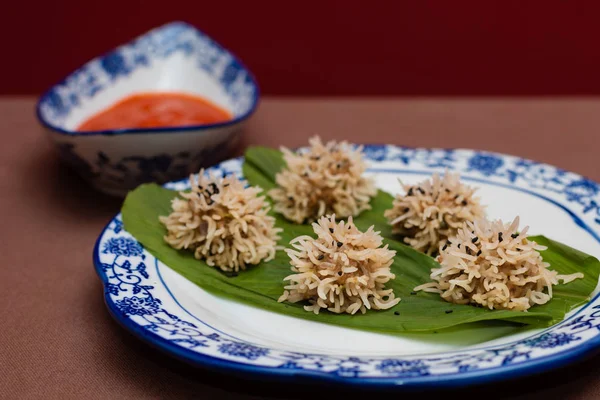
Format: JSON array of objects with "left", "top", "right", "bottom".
[{"left": 77, "top": 92, "right": 232, "bottom": 131}]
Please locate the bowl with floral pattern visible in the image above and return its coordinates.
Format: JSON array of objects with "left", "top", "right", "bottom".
[{"left": 36, "top": 21, "right": 259, "bottom": 197}]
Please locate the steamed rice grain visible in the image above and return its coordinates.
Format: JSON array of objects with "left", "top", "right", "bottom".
[
  {"left": 269, "top": 136, "right": 377, "bottom": 224},
  {"left": 414, "top": 216, "right": 584, "bottom": 311},
  {"left": 385, "top": 171, "right": 485, "bottom": 255},
  {"left": 159, "top": 169, "right": 281, "bottom": 272},
  {"left": 278, "top": 214, "right": 400, "bottom": 315}
]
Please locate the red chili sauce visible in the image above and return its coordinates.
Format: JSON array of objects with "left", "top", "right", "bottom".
[{"left": 77, "top": 92, "right": 232, "bottom": 131}]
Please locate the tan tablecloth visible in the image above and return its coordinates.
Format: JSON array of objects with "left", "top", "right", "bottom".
[{"left": 2, "top": 97, "right": 600, "bottom": 399}]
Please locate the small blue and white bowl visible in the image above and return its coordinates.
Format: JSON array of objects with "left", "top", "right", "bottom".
[{"left": 36, "top": 21, "right": 259, "bottom": 197}]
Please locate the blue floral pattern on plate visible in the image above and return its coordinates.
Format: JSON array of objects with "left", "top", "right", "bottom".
[
  {"left": 94, "top": 145, "right": 600, "bottom": 388},
  {"left": 103, "top": 237, "right": 144, "bottom": 257}
]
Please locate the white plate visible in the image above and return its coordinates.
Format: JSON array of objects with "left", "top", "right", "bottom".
[{"left": 94, "top": 145, "right": 600, "bottom": 389}]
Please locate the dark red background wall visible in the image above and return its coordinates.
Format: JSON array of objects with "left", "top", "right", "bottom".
[{"left": 4, "top": 1, "right": 600, "bottom": 95}]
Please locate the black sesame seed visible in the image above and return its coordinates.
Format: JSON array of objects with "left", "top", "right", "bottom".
[
  {"left": 445, "top": 309, "right": 453, "bottom": 314},
  {"left": 445, "top": 188, "right": 450, "bottom": 193},
  {"left": 462, "top": 200, "right": 468, "bottom": 206},
  {"left": 407, "top": 188, "right": 414, "bottom": 196},
  {"left": 317, "top": 254, "right": 325, "bottom": 260},
  {"left": 472, "top": 237, "right": 479, "bottom": 243},
  {"left": 394, "top": 311, "right": 400, "bottom": 316},
  {"left": 417, "top": 187, "right": 425, "bottom": 194},
  {"left": 454, "top": 194, "right": 459, "bottom": 200},
  {"left": 477, "top": 249, "right": 482, "bottom": 256},
  {"left": 198, "top": 185, "right": 203, "bottom": 190},
  {"left": 516, "top": 248, "right": 521, "bottom": 251},
  {"left": 404, "top": 207, "right": 410, "bottom": 213},
  {"left": 498, "top": 232, "right": 504, "bottom": 242},
  {"left": 442, "top": 243, "right": 448, "bottom": 251},
  {"left": 337, "top": 242, "right": 343, "bottom": 247},
  {"left": 337, "top": 271, "right": 343, "bottom": 276},
  {"left": 288, "top": 196, "right": 294, "bottom": 201},
  {"left": 224, "top": 184, "right": 229, "bottom": 187},
  {"left": 458, "top": 243, "right": 461, "bottom": 249},
  {"left": 329, "top": 228, "right": 334, "bottom": 233},
  {"left": 410, "top": 291, "right": 417, "bottom": 295},
  {"left": 511, "top": 233, "right": 519, "bottom": 239}
]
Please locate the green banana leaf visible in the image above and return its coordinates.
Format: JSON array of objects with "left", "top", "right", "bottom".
[{"left": 119, "top": 147, "right": 599, "bottom": 335}]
